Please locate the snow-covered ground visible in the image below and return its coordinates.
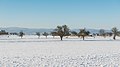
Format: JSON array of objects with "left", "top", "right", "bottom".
[{"left": 0, "top": 35, "right": 120, "bottom": 67}]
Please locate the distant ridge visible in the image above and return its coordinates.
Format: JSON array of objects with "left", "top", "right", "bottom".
[
  {"left": 0, "top": 27, "right": 111, "bottom": 35},
  {"left": 0, "top": 27, "right": 53, "bottom": 34}
]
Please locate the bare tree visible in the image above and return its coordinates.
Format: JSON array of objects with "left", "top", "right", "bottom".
[
  {"left": 43, "top": 32, "right": 49, "bottom": 38},
  {"left": 54, "top": 25, "right": 70, "bottom": 40},
  {"left": 36, "top": 32, "right": 40, "bottom": 39},
  {"left": 99, "top": 29, "right": 106, "bottom": 38},
  {"left": 51, "top": 32, "right": 57, "bottom": 38},
  {"left": 19, "top": 31, "right": 24, "bottom": 38},
  {"left": 111, "top": 27, "right": 120, "bottom": 40},
  {"left": 0, "top": 30, "right": 8, "bottom": 35},
  {"left": 78, "top": 28, "right": 90, "bottom": 40},
  {"left": 71, "top": 31, "right": 78, "bottom": 36}
]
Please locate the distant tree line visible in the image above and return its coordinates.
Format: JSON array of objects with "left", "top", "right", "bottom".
[
  {"left": 0, "top": 25, "right": 120, "bottom": 40},
  {"left": 0, "top": 30, "right": 8, "bottom": 35},
  {"left": 50, "top": 25, "right": 120, "bottom": 40}
]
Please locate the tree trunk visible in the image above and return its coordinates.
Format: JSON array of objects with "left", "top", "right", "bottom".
[
  {"left": 60, "top": 36, "right": 63, "bottom": 41},
  {"left": 113, "top": 35, "right": 116, "bottom": 40},
  {"left": 53, "top": 36, "right": 55, "bottom": 38},
  {"left": 38, "top": 36, "right": 40, "bottom": 39},
  {"left": 83, "top": 36, "right": 85, "bottom": 40}
]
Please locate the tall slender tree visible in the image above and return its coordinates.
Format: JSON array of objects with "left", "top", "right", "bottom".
[{"left": 54, "top": 25, "right": 70, "bottom": 40}]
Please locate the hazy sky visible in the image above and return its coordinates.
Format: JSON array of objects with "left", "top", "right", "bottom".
[{"left": 0, "top": 0, "right": 120, "bottom": 29}]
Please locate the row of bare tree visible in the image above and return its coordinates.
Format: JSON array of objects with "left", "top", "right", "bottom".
[
  {"left": 51, "top": 25, "right": 120, "bottom": 40},
  {"left": 5, "top": 25, "right": 120, "bottom": 41},
  {"left": 36, "top": 25, "right": 120, "bottom": 40}
]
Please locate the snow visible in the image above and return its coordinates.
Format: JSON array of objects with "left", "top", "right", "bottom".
[{"left": 0, "top": 35, "right": 120, "bottom": 67}]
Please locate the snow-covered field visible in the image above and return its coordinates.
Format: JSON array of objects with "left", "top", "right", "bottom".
[{"left": 0, "top": 35, "right": 120, "bottom": 67}]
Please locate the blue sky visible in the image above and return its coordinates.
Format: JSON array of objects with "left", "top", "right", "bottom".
[{"left": 0, "top": 0, "right": 120, "bottom": 29}]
